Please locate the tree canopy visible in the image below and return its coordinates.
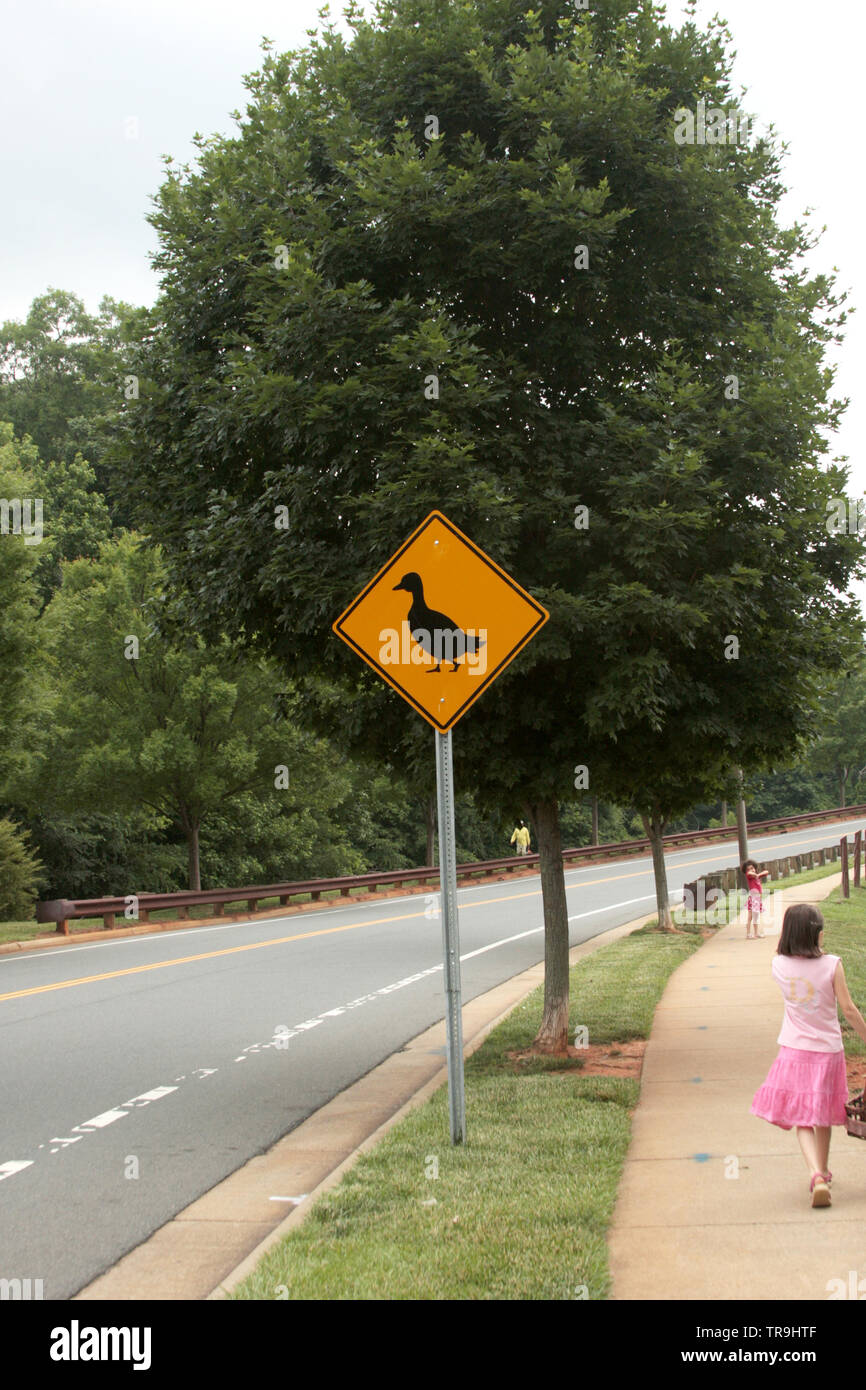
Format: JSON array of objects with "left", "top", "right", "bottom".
[{"left": 106, "top": 0, "right": 864, "bottom": 1042}]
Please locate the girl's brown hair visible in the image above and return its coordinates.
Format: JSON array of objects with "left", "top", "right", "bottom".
[{"left": 778, "top": 904, "right": 824, "bottom": 958}]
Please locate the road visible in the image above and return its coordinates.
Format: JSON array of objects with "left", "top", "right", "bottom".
[{"left": 0, "top": 816, "right": 860, "bottom": 1299}]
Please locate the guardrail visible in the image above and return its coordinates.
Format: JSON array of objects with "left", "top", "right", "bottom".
[
  {"left": 681, "top": 839, "right": 847, "bottom": 922},
  {"left": 35, "top": 803, "right": 866, "bottom": 935}
]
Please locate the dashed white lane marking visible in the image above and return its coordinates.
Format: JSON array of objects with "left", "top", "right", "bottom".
[
  {"left": 241, "top": 895, "right": 666, "bottom": 1051},
  {"left": 48, "top": 1136, "right": 83, "bottom": 1153},
  {"left": 75, "top": 1108, "right": 129, "bottom": 1130},
  {"left": 16, "top": 1077, "right": 190, "bottom": 1165},
  {"left": 0, "top": 1160, "right": 34, "bottom": 1181},
  {"left": 125, "top": 1086, "right": 178, "bottom": 1106}
]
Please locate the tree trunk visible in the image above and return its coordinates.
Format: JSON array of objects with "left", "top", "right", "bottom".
[
  {"left": 188, "top": 823, "right": 201, "bottom": 891},
  {"left": 529, "top": 797, "right": 571, "bottom": 1054},
  {"left": 720, "top": 800, "right": 728, "bottom": 828},
  {"left": 642, "top": 810, "right": 673, "bottom": 930},
  {"left": 839, "top": 771, "right": 847, "bottom": 809},
  {"left": 735, "top": 768, "right": 749, "bottom": 863},
  {"left": 591, "top": 795, "right": 599, "bottom": 846},
  {"left": 425, "top": 794, "right": 436, "bottom": 867}
]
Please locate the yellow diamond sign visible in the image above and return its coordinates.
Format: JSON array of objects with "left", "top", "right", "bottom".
[{"left": 333, "top": 511, "right": 549, "bottom": 732}]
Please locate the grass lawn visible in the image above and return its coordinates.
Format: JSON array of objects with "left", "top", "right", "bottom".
[
  {"left": 0, "top": 920, "right": 48, "bottom": 947},
  {"left": 816, "top": 884, "right": 866, "bottom": 1059},
  {"left": 230, "top": 927, "right": 702, "bottom": 1301}
]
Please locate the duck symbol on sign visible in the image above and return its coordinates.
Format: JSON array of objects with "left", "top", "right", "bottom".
[{"left": 392, "top": 573, "right": 486, "bottom": 673}]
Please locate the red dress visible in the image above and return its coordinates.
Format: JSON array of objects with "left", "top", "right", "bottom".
[{"left": 746, "top": 873, "right": 763, "bottom": 914}]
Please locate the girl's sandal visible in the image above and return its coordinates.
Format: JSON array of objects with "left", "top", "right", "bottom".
[{"left": 810, "top": 1173, "right": 831, "bottom": 1207}]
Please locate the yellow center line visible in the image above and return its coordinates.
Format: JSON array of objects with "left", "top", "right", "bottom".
[{"left": 0, "top": 835, "right": 828, "bottom": 1005}]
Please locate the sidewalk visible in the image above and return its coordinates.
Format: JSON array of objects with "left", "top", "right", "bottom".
[{"left": 609, "top": 872, "right": 866, "bottom": 1300}]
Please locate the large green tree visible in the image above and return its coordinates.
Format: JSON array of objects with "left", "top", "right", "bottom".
[
  {"left": 117, "top": 0, "right": 862, "bottom": 1048},
  {"left": 0, "top": 289, "right": 145, "bottom": 520},
  {"left": 0, "top": 424, "right": 42, "bottom": 733},
  {"left": 35, "top": 535, "right": 319, "bottom": 890},
  {"left": 811, "top": 658, "right": 866, "bottom": 810}
]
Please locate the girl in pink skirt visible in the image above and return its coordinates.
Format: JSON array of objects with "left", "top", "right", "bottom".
[{"left": 751, "top": 903, "right": 866, "bottom": 1206}]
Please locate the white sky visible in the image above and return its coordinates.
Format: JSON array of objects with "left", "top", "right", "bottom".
[{"left": 2, "top": 0, "right": 863, "bottom": 514}]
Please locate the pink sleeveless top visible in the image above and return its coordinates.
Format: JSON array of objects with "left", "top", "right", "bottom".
[{"left": 771, "top": 953, "right": 842, "bottom": 1052}]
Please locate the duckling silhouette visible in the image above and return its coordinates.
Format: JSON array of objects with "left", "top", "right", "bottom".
[{"left": 392, "top": 572, "right": 485, "bottom": 672}]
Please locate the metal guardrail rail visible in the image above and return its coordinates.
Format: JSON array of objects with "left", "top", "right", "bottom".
[{"left": 35, "top": 803, "right": 866, "bottom": 934}]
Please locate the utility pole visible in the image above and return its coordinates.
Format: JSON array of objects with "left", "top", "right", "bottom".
[{"left": 735, "top": 768, "right": 749, "bottom": 863}]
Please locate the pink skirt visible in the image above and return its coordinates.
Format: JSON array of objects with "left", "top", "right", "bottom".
[{"left": 751, "top": 1046, "right": 849, "bottom": 1129}]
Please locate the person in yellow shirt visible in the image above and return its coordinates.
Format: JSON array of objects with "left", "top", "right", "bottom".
[{"left": 510, "top": 821, "right": 531, "bottom": 854}]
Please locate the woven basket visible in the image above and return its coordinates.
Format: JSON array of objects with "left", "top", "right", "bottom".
[{"left": 845, "top": 1090, "right": 866, "bottom": 1140}]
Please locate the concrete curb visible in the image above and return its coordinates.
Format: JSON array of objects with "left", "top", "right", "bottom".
[{"left": 73, "top": 905, "right": 660, "bottom": 1301}]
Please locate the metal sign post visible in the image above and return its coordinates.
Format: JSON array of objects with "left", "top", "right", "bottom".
[
  {"left": 332, "top": 511, "right": 548, "bottom": 1146},
  {"left": 435, "top": 728, "right": 465, "bottom": 1145}
]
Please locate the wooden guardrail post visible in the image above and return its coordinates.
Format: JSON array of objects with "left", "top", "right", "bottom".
[
  {"left": 855, "top": 831, "right": 862, "bottom": 889},
  {"left": 841, "top": 837, "right": 850, "bottom": 899}
]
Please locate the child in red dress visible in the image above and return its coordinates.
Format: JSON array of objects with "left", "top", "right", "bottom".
[{"left": 742, "top": 859, "right": 770, "bottom": 938}]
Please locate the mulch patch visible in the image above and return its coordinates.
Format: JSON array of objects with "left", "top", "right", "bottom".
[
  {"left": 506, "top": 1039, "right": 647, "bottom": 1078},
  {"left": 846, "top": 1056, "right": 866, "bottom": 1091}
]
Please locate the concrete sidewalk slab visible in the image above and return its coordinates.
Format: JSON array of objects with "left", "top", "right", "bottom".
[{"left": 609, "top": 871, "right": 866, "bottom": 1301}]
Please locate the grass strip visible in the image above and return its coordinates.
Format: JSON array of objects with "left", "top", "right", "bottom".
[
  {"left": 814, "top": 884, "right": 866, "bottom": 1059},
  {"left": 230, "top": 926, "right": 702, "bottom": 1301}
]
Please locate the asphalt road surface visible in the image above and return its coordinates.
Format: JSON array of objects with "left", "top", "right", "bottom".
[{"left": 1, "top": 817, "right": 861, "bottom": 1299}]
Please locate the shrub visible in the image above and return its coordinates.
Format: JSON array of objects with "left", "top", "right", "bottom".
[{"left": 0, "top": 817, "right": 45, "bottom": 920}]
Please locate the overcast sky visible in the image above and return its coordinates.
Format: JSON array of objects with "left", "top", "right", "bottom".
[{"left": 3, "top": 0, "right": 863, "bottom": 505}]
